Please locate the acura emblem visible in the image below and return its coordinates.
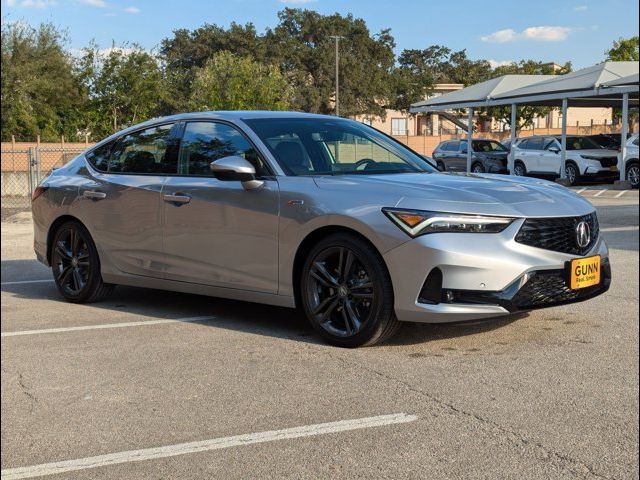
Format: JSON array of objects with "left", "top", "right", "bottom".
[{"left": 575, "top": 221, "right": 591, "bottom": 248}]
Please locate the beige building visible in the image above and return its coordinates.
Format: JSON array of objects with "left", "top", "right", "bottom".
[{"left": 356, "top": 83, "right": 613, "bottom": 136}]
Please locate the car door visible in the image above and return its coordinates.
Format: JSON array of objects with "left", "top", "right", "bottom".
[
  {"left": 540, "top": 138, "right": 561, "bottom": 174},
  {"left": 442, "top": 141, "right": 461, "bottom": 171},
  {"left": 162, "top": 121, "right": 280, "bottom": 293},
  {"left": 522, "top": 137, "right": 544, "bottom": 173},
  {"left": 78, "top": 123, "right": 179, "bottom": 278}
]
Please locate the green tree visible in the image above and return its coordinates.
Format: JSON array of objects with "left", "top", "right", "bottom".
[
  {"left": 606, "top": 36, "right": 639, "bottom": 61},
  {"left": 265, "top": 9, "right": 396, "bottom": 117},
  {"left": 1, "top": 21, "right": 84, "bottom": 141},
  {"left": 161, "top": 22, "right": 266, "bottom": 111},
  {"left": 76, "top": 44, "right": 166, "bottom": 138},
  {"left": 188, "top": 51, "right": 291, "bottom": 111}
]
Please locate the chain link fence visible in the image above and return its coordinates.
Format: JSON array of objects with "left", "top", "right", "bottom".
[{"left": 1, "top": 146, "right": 86, "bottom": 219}]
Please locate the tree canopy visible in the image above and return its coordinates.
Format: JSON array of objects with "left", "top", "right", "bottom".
[{"left": 1, "top": 15, "right": 635, "bottom": 142}]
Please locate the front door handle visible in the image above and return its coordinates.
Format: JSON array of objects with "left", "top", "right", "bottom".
[
  {"left": 163, "top": 193, "right": 191, "bottom": 205},
  {"left": 83, "top": 190, "right": 106, "bottom": 200}
]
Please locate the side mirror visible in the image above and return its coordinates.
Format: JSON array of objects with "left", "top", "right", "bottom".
[
  {"left": 421, "top": 155, "right": 441, "bottom": 171},
  {"left": 548, "top": 147, "right": 560, "bottom": 154},
  {"left": 210, "top": 156, "right": 264, "bottom": 190},
  {"left": 461, "top": 148, "right": 468, "bottom": 154}
]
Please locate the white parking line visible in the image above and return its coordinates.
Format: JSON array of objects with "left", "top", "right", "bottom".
[
  {"left": 593, "top": 190, "right": 606, "bottom": 197},
  {"left": 1, "top": 316, "right": 216, "bottom": 338},
  {"left": 576, "top": 188, "right": 586, "bottom": 194},
  {"left": 0, "top": 413, "right": 418, "bottom": 480},
  {"left": 1, "top": 279, "right": 53, "bottom": 286},
  {"left": 615, "top": 190, "right": 627, "bottom": 198},
  {"left": 601, "top": 226, "right": 639, "bottom": 232}
]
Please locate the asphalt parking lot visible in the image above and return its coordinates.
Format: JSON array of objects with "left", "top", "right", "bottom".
[{"left": 1, "top": 191, "right": 638, "bottom": 480}]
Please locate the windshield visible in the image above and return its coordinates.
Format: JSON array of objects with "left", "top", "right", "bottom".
[
  {"left": 244, "top": 118, "right": 435, "bottom": 176},
  {"left": 461, "top": 140, "right": 507, "bottom": 152},
  {"left": 564, "top": 136, "right": 602, "bottom": 150}
]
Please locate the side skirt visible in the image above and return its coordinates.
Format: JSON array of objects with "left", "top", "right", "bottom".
[{"left": 102, "top": 272, "right": 296, "bottom": 309}]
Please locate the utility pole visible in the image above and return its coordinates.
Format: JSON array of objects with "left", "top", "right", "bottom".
[{"left": 329, "top": 35, "right": 343, "bottom": 116}]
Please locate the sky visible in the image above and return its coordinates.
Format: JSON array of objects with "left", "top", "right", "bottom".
[{"left": 2, "top": 0, "right": 639, "bottom": 68}]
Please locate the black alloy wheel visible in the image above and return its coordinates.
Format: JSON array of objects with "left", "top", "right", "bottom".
[
  {"left": 51, "top": 222, "right": 114, "bottom": 303},
  {"left": 301, "top": 233, "right": 400, "bottom": 347}
]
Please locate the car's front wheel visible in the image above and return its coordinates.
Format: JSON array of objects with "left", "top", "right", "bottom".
[
  {"left": 565, "top": 162, "right": 579, "bottom": 186},
  {"left": 471, "top": 163, "right": 485, "bottom": 174},
  {"left": 51, "top": 221, "right": 114, "bottom": 303},
  {"left": 300, "top": 233, "right": 400, "bottom": 347}
]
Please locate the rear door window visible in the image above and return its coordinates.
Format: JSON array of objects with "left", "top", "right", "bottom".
[
  {"left": 524, "top": 137, "right": 544, "bottom": 150},
  {"left": 108, "top": 123, "right": 179, "bottom": 174},
  {"left": 86, "top": 140, "right": 115, "bottom": 172}
]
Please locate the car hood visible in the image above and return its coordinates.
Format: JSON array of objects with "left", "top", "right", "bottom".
[{"left": 313, "top": 172, "right": 594, "bottom": 218}]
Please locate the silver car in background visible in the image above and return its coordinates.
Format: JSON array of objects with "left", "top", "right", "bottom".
[{"left": 32, "top": 112, "right": 611, "bottom": 347}]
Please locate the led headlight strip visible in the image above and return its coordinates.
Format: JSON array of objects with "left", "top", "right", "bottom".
[{"left": 382, "top": 208, "right": 516, "bottom": 237}]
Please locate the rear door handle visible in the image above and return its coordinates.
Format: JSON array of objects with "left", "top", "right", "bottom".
[
  {"left": 163, "top": 193, "right": 191, "bottom": 205},
  {"left": 83, "top": 190, "right": 106, "bottom": 200}
]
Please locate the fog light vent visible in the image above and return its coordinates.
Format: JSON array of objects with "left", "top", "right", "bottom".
[{"left": 419, "top": 268, "right": 443, "bottom": 304}]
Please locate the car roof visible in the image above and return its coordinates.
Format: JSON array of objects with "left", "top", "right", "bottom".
[{"left": 91, "top": 111, "right": 353, "bottom": 148}]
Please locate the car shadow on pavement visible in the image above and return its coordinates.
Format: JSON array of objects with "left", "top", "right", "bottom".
[{"left": 2, "top": 258, "right": 529, "bottom": 348}]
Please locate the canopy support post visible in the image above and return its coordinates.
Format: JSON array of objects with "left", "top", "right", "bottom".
[
  {"left": 559, "top": 98, "right": 568, "bottom": 182},
  {"left": 619, "top": 92, "right": 629, "bottom": 182},
  {"left": 509, "top": 104, "right": 517, "bottom": 174},
  {"left": 467, "top": 108, "right": 473, "bottom": 173}
]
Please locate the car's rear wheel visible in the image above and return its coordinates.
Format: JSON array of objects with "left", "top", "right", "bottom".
[
  {"left": 513, "top": 161, "right": 527, "bottom": 176},
  {"left": 626, "top": 162, "right": 639, "bottom": 188},
  {"left": 565, "top": 162, "right": 579, "bottom": 186},
  {"left": 471, "top": 162, "right": 485, "bottom": 174},
  {"left": 51, "top": 221, "right": 114, "bottom": 303},
  {"left": 300, "top": 233, "right": 400, "bottom": 347}
]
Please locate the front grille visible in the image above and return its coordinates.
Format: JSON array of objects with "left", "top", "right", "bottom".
[
  {"left": 598, "top": 157, "right": 617, "bottom": 168},
  {"left": 515, "top": 213, "right": 599, "bottom": 255},
  {"left": 512, "top": 268, "right": 608, "bottom": 310}
]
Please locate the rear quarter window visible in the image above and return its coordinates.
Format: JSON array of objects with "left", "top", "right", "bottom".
[{"left": 85, "top": 141, "right": 115, "bottom": 172}]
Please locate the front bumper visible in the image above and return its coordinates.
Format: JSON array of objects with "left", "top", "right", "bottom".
[{"left": 383, "top": 219, "right": 610, "bottom": 323}]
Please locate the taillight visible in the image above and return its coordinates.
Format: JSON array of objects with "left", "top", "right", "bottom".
[{"left": 31, "top": 186, "right": 48, "bottom": 202}]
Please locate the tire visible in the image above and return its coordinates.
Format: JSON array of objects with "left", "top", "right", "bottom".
[
  {"left": 626, "top": 161, "right": 640, "bottom": 189},
  {"left": 513, "top": 161, "right": 527, "bottom": 176},
  {"left": 300, "top": 233, "right": 400, "bottom": 348},
  {"left": 471, "top": 162, "right": 485, "bottom": 174},
  {"left": 565, "top": 162, "right": 579, "bottom": 186},
  {"left": 50, "top": 221, "right": 114, "bottom": 303},
  {"left": 437, "top": 161, "right": 446, "bottom": 172}
]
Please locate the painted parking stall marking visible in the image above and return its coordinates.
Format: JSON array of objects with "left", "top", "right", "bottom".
[
  {"left": 1, "top": 279, "right": 53, "bottom": 286},
  {"left": 1, "top": 316, "right": 216, "bottom": 337},
  {"left": 0, "top": 413, "right": 418, "bottom": 480}
]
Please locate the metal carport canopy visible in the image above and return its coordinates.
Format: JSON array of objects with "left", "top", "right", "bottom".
[{"left": 409, "top": 61, "right": 639, "bottom": 182}]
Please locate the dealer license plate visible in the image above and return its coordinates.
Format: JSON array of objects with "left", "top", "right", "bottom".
[{"left": 569, "top": 255, "right": 601, "bottom": 290}]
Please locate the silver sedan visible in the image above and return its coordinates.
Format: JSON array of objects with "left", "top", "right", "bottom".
[{"left": 32, "top": 111, "right": 610, "bottom": 347}]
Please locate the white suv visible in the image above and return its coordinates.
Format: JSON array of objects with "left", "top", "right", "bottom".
[
  {"left": 510, "top": 135, "right": 619, "bottom": 185},
  {"left": 619, "top": 134, "right": 639, "bottom": 188}
]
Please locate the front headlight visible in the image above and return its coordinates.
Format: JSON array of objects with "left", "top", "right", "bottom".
[{"left": 382, "top": 208, "right": 516, "bottom": 237}]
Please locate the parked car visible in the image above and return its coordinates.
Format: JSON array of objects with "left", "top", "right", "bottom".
[
  {"left": 32, "top": 112, "right": 610, "bottom": 347},
  {"left": 501, "top": 137, "right": 518, "bottom": 152},
  {"left": 509, "top": 135, "right": 619, "bottom": 185},
  {"left": 432, "top": 139, "right": 509, "bottom": 173},
  {"left": 619, "top": 133, "right": 639, "bottom": 188}
]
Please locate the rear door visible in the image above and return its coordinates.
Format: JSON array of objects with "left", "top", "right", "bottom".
[
  {"left": 522, "top": 137, "right": 544, "bottom": 172},
  {"left": 79, "top": 123, "right": 179, "bottom": 278},
  {"left": 441, "top": 141, "right": 462, "bottom": 171},
  {"left": 162, "top": 121, "right": 280, "bottom": 293}
]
